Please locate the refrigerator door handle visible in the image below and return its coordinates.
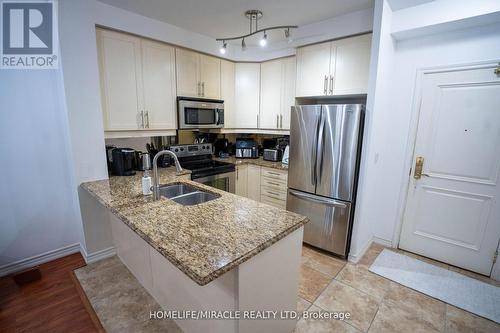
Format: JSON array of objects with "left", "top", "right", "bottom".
[
  {"left": 311, "top": 111, "right": 320, "bottom": 186},
  {"left": 288, "top": 189, "right": 347, "bottom": 208},
  {"left": 316, "top": 112, "right": 325, "bottom": 184}
]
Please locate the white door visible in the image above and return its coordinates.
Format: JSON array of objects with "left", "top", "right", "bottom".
[
  {"left": 220, "top": 60, "right": 235, "bottom": 128},
  {"left": 296, "top": 42, "right": 331, "bottom": 97},
  {"left": 280, "top": 56, "right": 296, "bottom": 130},
  {"left": 234, "top": 63, "right": 260, "bottom": 128},
  {"left": 141, "top": 40, "right": 177, "bottom": 130},
  {"left": 332, "top": 34, "right": 371, "bottom": 95},
  {"left": 260, "top": 59, "right": 282, "bottom": 129},
  {"left": 199, "top": 54, "right": 221, "bottom": 99},
  {"left": 400, "top": 64, "right": 500, "bottom": 275},
  {"left": 175, "top": 48, "right": 200, "bottom": 97},
  {"left": 97, "top": 29, "right": 143, "bottom": 130}
]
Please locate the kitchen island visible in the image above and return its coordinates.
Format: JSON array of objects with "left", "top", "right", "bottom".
[{"left": 80, "top": 166, "right": 308, "bottom": 333}]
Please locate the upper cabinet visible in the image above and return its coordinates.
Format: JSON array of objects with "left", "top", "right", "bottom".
[
  {"left": 220, "top": 60, "right": 235, "bottom": 128},
  {"left": 296, "top": 33, "right": 372, "bottom": 97},
  {"left": 259, "top": 57, "right": 296, "bottom": 130},
  {"left": 234, "top": 63, "right": 260, "bottom": 129},
  {"left": 97, "top": 28, "right": 176, "bottom": 132},
  {"left": 175, "top": 48, "right": 220, "bottom": 99},
  {"left": 141, "top": 40, "right": 177, "bottom": 130}
]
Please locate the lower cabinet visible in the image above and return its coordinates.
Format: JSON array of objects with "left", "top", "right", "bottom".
[
  {"left": 247, "top": 165, "right": 262, "bottom": 201},
  {"left": 234, "top": 164, "right": 288, "bottom": 209},
  {"left": 235, "top": 165, "right": 248, "bottom": 197}
]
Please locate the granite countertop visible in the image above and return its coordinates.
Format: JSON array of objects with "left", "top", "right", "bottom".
[
  {"left": 214, "top": 156, "right": 289, "bottom": 171},
  {"left": 80, "top": 167, "right": 307, "bottom": 286}
]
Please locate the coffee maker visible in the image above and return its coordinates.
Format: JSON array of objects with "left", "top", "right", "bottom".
[{"left": 110, "top": 148, "right": 136, "bottom": 176}]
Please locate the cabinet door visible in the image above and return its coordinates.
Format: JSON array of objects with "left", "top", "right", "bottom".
[
  {"left": 260, "top": 59, "right": 282, "bottom": 129},
  {"left": 247, "top": 165, "right": 261, "bottom": 201},
  {"left": 234, "top": 63, "right": 260, "bottom": 128},
  {"left": 97, "top": 29, "right": 143, "bottom": 130},
  {"left": 175, "top": 48, "right": 200, "bottom": 97},
  {"left": 220, "top": 60, "right": 235, "bottom": 128},
  {"left": 280, "top": 57, "right": 296, "bottom": 130},
  {"left": 141, "top": 40, "right": 177, "bottom": 130},
  {"left": 295, "top": 42, "right": 332, "bottom": 97},
  {"left": 332, "top": 34, "right": 372, "bottom": 95},
  {"left": 235, "top": 164, "right": 248, "bottom": 197},
  {"left": 199, "top": 54, "right": 221, "bottom": 99}
]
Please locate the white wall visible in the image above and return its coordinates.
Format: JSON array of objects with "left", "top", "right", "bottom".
[
  {"left": 349, "top": 0, "right": 396, "bottom": 259},
  {"left": 0, "top": 66, "right": 84, "bottom": 271},
  {"left": 349, "top": 0, "right": 500, "bottom": 260}
]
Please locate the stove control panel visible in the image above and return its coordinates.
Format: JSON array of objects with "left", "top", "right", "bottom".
[{"left": 168, "top": 143, "right": 213, "bottom": 158}]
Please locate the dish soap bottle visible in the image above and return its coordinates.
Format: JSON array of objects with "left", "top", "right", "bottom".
[{"left": 141, "top": 154, "right": 152, "bottom": 195}]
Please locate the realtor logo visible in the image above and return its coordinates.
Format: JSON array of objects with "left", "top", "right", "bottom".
[{"left": 1, "top": 0, "right": 58, "bottom": 69}]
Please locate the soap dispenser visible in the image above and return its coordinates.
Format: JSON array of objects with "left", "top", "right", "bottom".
[{"left": 141, "top": 154, "right": 152, "bottom": 195}]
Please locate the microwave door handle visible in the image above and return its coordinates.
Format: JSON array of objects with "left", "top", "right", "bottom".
[
  {"left": 289, "top": 189, "right": 347, "bottom": 208},
  {"left": 215, "top": 109, "right": 220, "bottom": 125}
]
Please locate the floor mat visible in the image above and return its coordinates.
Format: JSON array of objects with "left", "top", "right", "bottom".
[{"left": 369, "top": 249, "right": 500, "bottom": 324}]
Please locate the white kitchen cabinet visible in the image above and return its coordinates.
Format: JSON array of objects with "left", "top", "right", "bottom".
[
  {"left": 247, "top": 164, "right": 261, "bottom": 201},
  {"left": 260, "top": 59, "right": 282, "bottom": 129},
  {"left": 260, "top": 167, "right": 288, "bottom": 209},
  {"left": 175, "top": 48, "right": 199, "bottom": 97},
  {"left": 199, "top": 54, "right": 221, "bottom": 99},
  {"left": 280, "top": 57, "right": 296, "bottom": 130},
  {"left": 295, "top": 34, "right": 371, "bottom": 97},
  {"left": 97, "top": 29, "right": 143, "bottom": 130},
  {"left": 235, "top": 164, "right": 248, "bottom": 197},
  {"left": 175, "top": 48, "right": 221, "bottom": 98},
  {"left": 234, "top": 63, "right": 260, "bottom": 128},
  {"left": 259, "top": 57, "right": 296, "bottom": 130},
  {"left": 220, "top": 60, "right": 235, "bottom": 128},
  {"left": 97, "top": 29, "right": 177, "bottom": 132},
  {"left": 333, "top": 34, "right": 371, "bottom": 95},
  {"left": 141, "top": 40, "right": 177, "bottom": 129},
  {"left": 296, "top": 42, "right": 332, "bottom": 97}
]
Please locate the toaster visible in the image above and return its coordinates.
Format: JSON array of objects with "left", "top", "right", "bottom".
[{"left": 263, "top": 149, "right": 282, "bottom": 162}]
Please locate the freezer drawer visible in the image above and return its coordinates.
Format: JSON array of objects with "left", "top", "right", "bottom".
[{"left": 287, "top": 189, "right": 351, "bottom": 256}]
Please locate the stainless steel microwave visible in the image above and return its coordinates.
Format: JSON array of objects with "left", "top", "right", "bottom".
[{"left": 178, "top": 98, "right": 224, "bottom": 129}]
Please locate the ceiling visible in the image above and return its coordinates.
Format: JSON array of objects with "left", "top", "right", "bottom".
[
  {"left": 386, "top": 0, "right": 434, "bottom": 11},
  {"left": 98, "top": 0, "right": 373, "bottom": 41}
]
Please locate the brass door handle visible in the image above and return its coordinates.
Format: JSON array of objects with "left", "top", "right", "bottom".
[{"left": 414, "top": 156, "right": 424, "bottom": 179}]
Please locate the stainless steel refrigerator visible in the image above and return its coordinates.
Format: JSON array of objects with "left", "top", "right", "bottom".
[{"left": 286, "top": 104, "right": 364, "bottom": 257}]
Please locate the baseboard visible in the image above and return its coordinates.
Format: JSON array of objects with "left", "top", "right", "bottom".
[
  {"left": 83, "top": 246, "right": 116, "bottom": 264},
  {"left": 372, "top": 236, "right": 392, "bottom": 248},
  {"left": 348, "top": 237, "right": 373, "bottom": 264},
  {"left": 0, "top": 243, "right": 81, "bottom": 277},
  {"left": 348, "top": 236, "right": 393, "bottom": 264}
]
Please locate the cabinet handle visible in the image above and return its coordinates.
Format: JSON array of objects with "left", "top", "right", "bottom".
[
  {"left": 236, "top": 168, "right": 239, "bottom": 180},
  {"left": 276, "top": 114, "right": 279, "bottom": 128},
  {"left": 145, "top": 111, "right": 150, "bottom": 128},
  {"left": 268, "top": 171, "right": 280, "bottom": 176},
  {"left": 324, "top": 75, "right": 328, "bottom": 95},
  {"left": 267, "top": 191, "right": 280, "bottom": 197},
  {"left": 329, "top": 75, "right": 334, "bottom": 94},
  {"left": 280, "top": 114, "right": 283, "bottom": 128},
  {"left": 140, "top": 110, "right": 145, "bottom": 128},
  {"left": 202, "top": 82, "right": 205, "bottom": 96},
  {"left": 257, "top": 114, "right": 259, "bottom": 127},
  {"left": 267, "top": 181, "right": 281, "bottom": 186},
  {"left": 197, "top": 82, "right": 201, "bottom": 96}
]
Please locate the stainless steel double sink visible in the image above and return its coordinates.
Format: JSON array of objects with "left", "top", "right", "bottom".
[{"left": 158, "top": 183, "right": 220, "bottom": 206}]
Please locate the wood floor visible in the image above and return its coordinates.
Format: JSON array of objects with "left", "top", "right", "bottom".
[{"left": 0, "top": 253, "right": 99, "bottom": 333}]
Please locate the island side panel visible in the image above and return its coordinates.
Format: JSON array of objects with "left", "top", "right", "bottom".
[
  {"left": 149, "top": 247, "right": 239, "bottom": 333},
  {"left": 237, "top": 226, "right": 303, "bottom": 333},
  {"left": 109, "top": 213, "right": 154, "bottom": 293}
]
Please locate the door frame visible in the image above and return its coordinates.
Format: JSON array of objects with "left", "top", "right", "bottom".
[{"left": 391, "top": 59, "right": 500, "bottom": 278}]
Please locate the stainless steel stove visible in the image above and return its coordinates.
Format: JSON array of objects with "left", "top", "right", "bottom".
[{"left": 168, "top": 143, "right": 235, "bottom": 193}]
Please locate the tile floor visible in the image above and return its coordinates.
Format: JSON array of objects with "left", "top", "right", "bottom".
[
  {"left": 75, "top": 243, "right": 500, "bottom": 333},
  {"left": 296, "top": 243, "right": 500, "bottom": 333}
]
